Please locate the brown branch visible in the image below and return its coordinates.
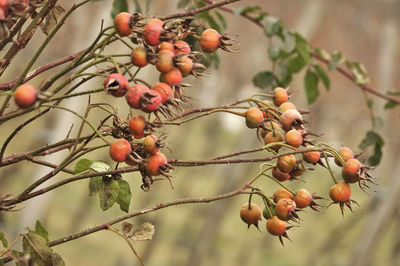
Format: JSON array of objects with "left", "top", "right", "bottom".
[
  {"left": 160, "top": 0, "right": 241, "bottom": 20},
  {"left": 204, "top": 0, "right": 400, "bottom": 105},
  {"left": 27, "top": 157, "right": 74, "bottom": 174}
]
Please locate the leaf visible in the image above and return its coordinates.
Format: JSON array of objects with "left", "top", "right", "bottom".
[
  {"left": 313, "top": 64, "right": 330, "bottom": 90},
  {"left": 304, "top": 70, "right": 319, "bottom": 104},
  {"left": 22, "top": 233, "right": 53, "bottom": 266},
  {"left": 34, "top": 221, "right": 49, "bottom": 243},
  {"left": 214, "top": 11, "right": 227, "bottom": 31},
  {"left": 52, "top": 252, "right": 66, "bottom": 266},
  {"left": 286, "top": 55, "right": 306, "bottom": 74},
  {"left": 0, "top": 232, "right": 7, "bottom": 248},
  {"left": 116, "top": 180, "right": 132, "bottom": 213},
  {"left": 90, "top": 161, "right": 112, "bottom": 173},
  {"left": 130, "top": 223, "right": 155, "bottom": 241},
  {"left": 234, "top": 6, "right": 261, "bottom": 15},
  {"left": 295, "top": 33, "right": 310, "bottom": 63},
  {"left": 74, "top": 158, "right": 93, "bottom": 174},
  {"left": 313, "top": 48, "right": 331, "bottom": 61},
  {"left": 359, "top": 130, "right": 384, "bottom": 166},
  {"left": 40, "top": 4, "right": 66, "bottom": 35},
  {"left": 328, "top": 50, "right": 345, "bottom": 70},
  {"left": 262, "top": 16, "right": 282, "bottom": 37},
  {"left": 200, "top": 12, "right": 222, "bottom": 33},
  {"left": 89, "top": 176, "right": 103, "bottom": 196},
  {"left": 384, "top": 91, "right": 400, "bottom": 109},
  {"left": 98, "top": 179, "right": 119, "bottom": 211},
  {"left": 268, "top": 46, "right": 280, "bottom": 61},
  {"left": 111, "top": 0, "right": 128, "bottom": 19},
  {"left": 282, "top": 29, "right": 296, "bottom": 53},
  {"left": 252, "top": 71, "right": 276, "bottom": 89},
  {"left": 121, "top": 221, "right": 134, "bottom": 236},
  {"left": 346, "top": 61, "right": 370, "bottom": 85},
  {"left": 275, "top": 62, "right": 292, "bottom": 87}
]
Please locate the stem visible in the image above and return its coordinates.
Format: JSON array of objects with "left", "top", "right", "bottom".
[
  {"left": 321, "top": 151, "right": 338, "bottom": 184},
  {"left": 107, "top": 227, "right": 144, "bottom": 266}
]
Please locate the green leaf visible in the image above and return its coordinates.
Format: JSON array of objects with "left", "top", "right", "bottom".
[
  {"left": 200, "top": 12, "right": 222, "bottom": 33},
  {"left": 262, "top": 16, "right": 282, "bottom": 37},
  {"left": 22, "top": 233, "right": 53, "bottom": 266},
  {"left": 116, "top": 180, "right": 132, "bottom": 213},
  {"left": 328, "top": 50, "right": 345, "bottom": 70},
  {"left": 74, "top": 158, "right": 93, "bottom": 174},
  {"left": 313, "top": 64, "right": 330, "bottom": 90},
  {"left": 268, "top": 46, "right": 280, "bottom": 61},
  {"left": 34, "top": 221, "right": 49, "bottom": 243},
  {"left": 384, "top": 91, "right": 400, "bottom": 109},
  {"left": 215, "top": 11, "right": 227, "bottom": 30},
  {"left": 89, "top": 176, "right": 103, "bottom": 196},
  {"left": 282, "top": 29, "right": 296, "bottom": 53},
  {"left": 234, "top": 6, "right": 261, "bottom": 15},
  {"left": 90, "top": 161, "right": 112, "bottom": 173},
  {"left": 304, "top": 70, "right": 319, "bottom": 104},
  {"left": 313, "top": 48, "right": 331, "bottom": 61},
  {"left": 295, "top": 33, "right": 310, "bottom": 63},
  {"left": 275, "top": 62, "right": 292, "bottom": 87},
  {"left": 111, "top": 0, "right": 128, "bottom": 19},
  {"left": 0, "top": 232, "right": 8, "bottom": 248},
  {"left": 252, "top": 71, "right": 276, "bottom": 89},
  {"left": 346, "top": 61, "right": 370, "bottom": 85},
  {"left": 359, "top": 131, "right": 384, "bottom": 166},
  {"left": 99, "top": 179, "right": 119, "bottom": 211},
  {"left": 52, "top": 252, "right": 66, "bottom": 266},
  {"left": 286, "top": 55, "right": 306, "bottom": 74}
]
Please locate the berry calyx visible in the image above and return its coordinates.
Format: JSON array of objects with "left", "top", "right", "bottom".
[
  {"left": 141, "top": 90, "right": 162, "bottom": 113},
  {"left": 14, "top": 84, "right": 37, "bottom": 109},
  {"left": 104, "top": 73, "right": 129, "bottom": 97},
  {"left": 109, "top": 139, "right": 132, "bottom": 162},
  {"left": 279, "top": 109, "right": 303, "bottom": 131},
  {"left": 245, "top": 107, "right": 263, "bottom": 129},
  {"left": 240, "top": 202, "right": 262, "bottom": 229},
  {"left": 145, "top": 152, "right": 167, "bottom": 176}
]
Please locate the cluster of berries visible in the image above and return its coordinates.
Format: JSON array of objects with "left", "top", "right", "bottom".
[{"left": 239, "top": 87, "right": 373, "bottom": 244}]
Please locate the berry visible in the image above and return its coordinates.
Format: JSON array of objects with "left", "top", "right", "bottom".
[
  {"left": 174, "top": 40, "right": 191, "bottom": 54},
  {"left": 14, "top": 84, "right": 37, "bottom": 109},
  {"left": 145, "top": 152, "right": 167, "bottom": 176},
  {"left": 125, "top": 84, "right": 150, "bottom": 109},
  {"left": 143, "top": 23, "right": 163, "bottom": 46},
  {"left": 261, "top": 121, "right": 281, "bottom": 138},
  {"left": 273, "top": 87, "right": 288, "bottom": 106},
  {"left": 285, "top": 129, "right": 303, "bottom": 147},
  {"left": 114, "top": 12, "right": 132, "bottom": 37},
  {"left": 303, "top": 145, "right": 320, "bottom": 164},
  {"left": 159, "top": 68, "right": 182, "bottom": 86},
  {"left": 240, "top": 203, "right": 262, "bottom": 228},
  {"left": 148, "top": 17, "right": 164, "bottom": 26},
  {"left": 342, "top": 158, "right": 361, "bottom": 183},
  {"left": 156, "top": 50, "right": 175, "bottom": 73},
  {"left": 131, "top": 47, "right": 148, "bottom": 68},
  {"left": 158, "top": 41, "right": 174, "bottom": 52},
  {"left": 334, "top": 147, "right": 354, "bottom": 166},
  {"left": 104, "top": 73, "right": 129, "bottom": 97},
  {"left": 276, "top": 154, "right": 297, "bottom": 173},
  {"left": 275, "top": 198, "right": 297, "bottom": 221},
  {"left": 294, "top": 189, "right": 312, "bottom": 208},
  {"left": 176, "top": 56, "right": 193, "bottom": 77},
  {"left": 329, "top": 182, "right": 351, "bottom": 203},
  {"left": 200, "top": 29, "right": 221, "bottom": 53},
  {"left": 279, "top": 102, "right": 296, "bottom": 113},
  {"left": 151, "top": 82, "right": 172, "bottom": 103},
  {"left": 143, "top": 135, "right": 159, "bottom": 155},
  {"left": 272, "top": 167, "right": 290, "bottom": 182},
  {"left": 266, "top": 216, "right": 286, "bottom": 236},
  {"left": 279, "top": 109, "right": 303, "bottom": 131},
  {"left": 245, "top": 107, "right": 263, "bottom": 128},
  {"left": 10, "top": 0, "right": 28, "bottom": 11},
  {"left": 128, "top": 115, "right": 146, "bottom": 139},
  {"left": 109, "top": 139, "right": 132, "bottom": 162},
  {"left": 264, "top": 131, "right": 284, "bottom": 152},
  {"left": 273, "top": 188, "right": 293, "bottom": 203},
  {"left": 141, "top": 90, "right": 162, "bottom": 113}
]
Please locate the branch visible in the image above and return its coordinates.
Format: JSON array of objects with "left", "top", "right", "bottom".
[{"left": 160, "top": 0, "right": 241, "bottom": 20}]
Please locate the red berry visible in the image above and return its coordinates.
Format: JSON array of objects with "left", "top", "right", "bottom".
[
  {"left": 131, "top": 47, "right": 148, "bottom": 68},
  {"left": 151, "top": 82, "right": 172, "bottom": 103},
  {"left": 273, "top": 188, "right": 293, "bottom": 203},
  {"left": 125, "top": 84, "right": 150, "bottom": 109},
  {"left": 156, "top": 50, "right": 175, "bottom": 73},
  {"left": 157, "top": 41, "right": 175, "bottom": 52},
  {"left": 148, "top": 17, "right": 164, "bottom": 26},
  {"left": 272, "top": 167, "right": 290, "bottom": 182},
  {"left": 303, "top": 145, "right": 320, "bottom": 164},
  {"left": 240, "top": 203, "right": 262, "bottom": 228},
  {"left": 128, "top": 115, "right": 146, "bottom": 139},
  {"left": 174, "top": 40, "right": 191, "bottom": 54},
  {"left": 294, "top": 189, "right": 313, "bottom": 208},
  {"left": 273, "top": 87, "right": 288, "bottom": 106},
  {"left": 276, "top": 154, "right": 297, "bottom": 173},
  {"left": 342, "top": 158, "right": 361, "bottom": 183},
  {"left": 264, "top": 130, "right": 284, "bottom": 152},
  {"left": 329, "top": 182, "right": 351, "bottom": 203},
  {"left": 145, "top": 152, "right": 167, "bottom": 176},
  {"left": 114, "top": 12, "right": 132, "bottom": 37},
  {"left": 143, "top": 23, "right": 163, "bottom": 46},
  {"left": 285, "top": 129, "right": 303, "bottom": 147},
  {"left": 200, "top": 29, "right": 221, "bottom": 53},
  {"left": 10, "top": 0, "right": 28, "bottom": 11},
  {"left": 109, "top": 139, "right": 132, "bottom": 162},
  {"left": 334, "top": 147, "right": 354, "bottom": 166},
  {"left": 104, "top": 73, "right": 129, "bottom": 97},
  {"left": 159, "top": 68, "right": 182, "bottom": 86},
  {"left": 275, "top": 198, "right": 296, "bottom": 221},
  {"left": 279, "top": 109, "right": 303, "bottom": 131},
  {"left": 279, "top": 102, "right": 296, "bottom": 113},
  {"left": 176, "top": 56, "right": 193, "bottom": 77},
  {"left": 141, "top": 90, "right": 162, "bottom": 113},
  {"left": 245, "top": 107, "right": 263, "bottom": 128},
  {"left": 266, "top": 216, "right": 286, "bottom": 236},
  {"left": 14, "top": 84, "right": 36, "bottom": 109},
  {"left": 143, "top": 135, "right": 159, "bottom": 155}
]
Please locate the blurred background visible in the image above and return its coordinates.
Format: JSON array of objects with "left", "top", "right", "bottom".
[{"left": 1, "top": 0, "right": 400, "bottom": 265}]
